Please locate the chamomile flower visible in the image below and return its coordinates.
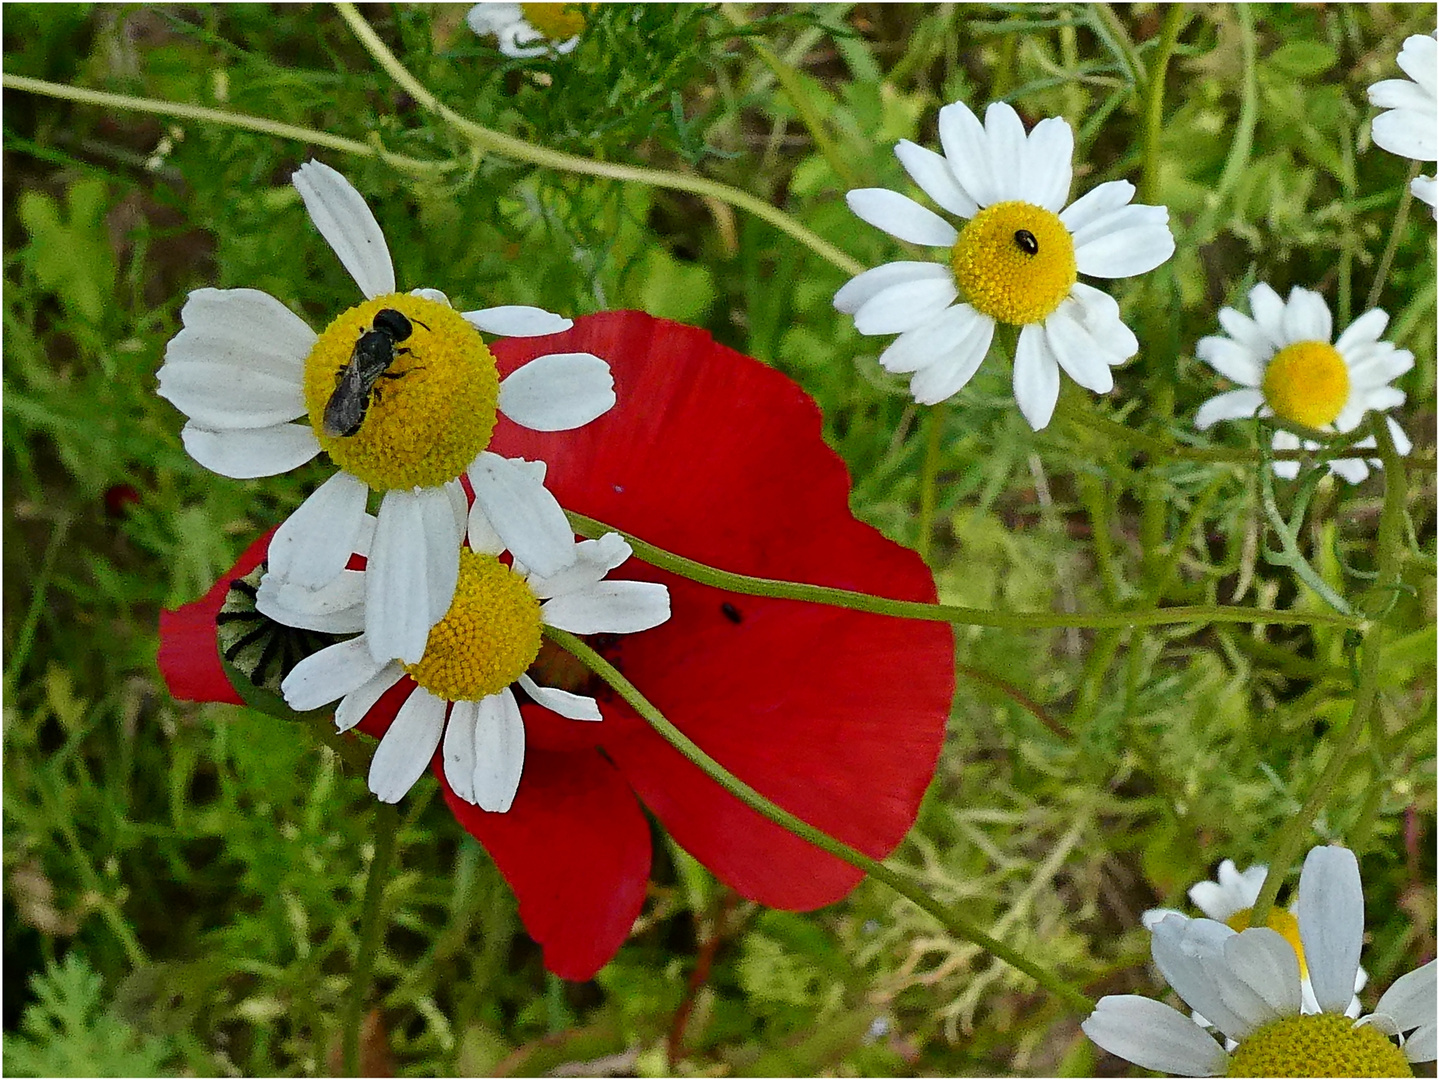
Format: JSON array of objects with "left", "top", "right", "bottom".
[
  {"left": 1085, "top": 846, "right": 1437, "bottom": 1077},
  {"left": 467, "top": 2, "right": 587, "bottom": 58},
  {"left": 834, "top": 99, "right": 1175, "bottom": 429},
  {"left": 264, "top": 496, "right": 670, "bottom": 810},
  {"left": 1143, "top": 858, "right": 1365, "bottom": 1021},
  {"left": 1194, "top": 284, "right": 1413, "bottom": 483},
  {"left": 1367, "top": 31, "right": 1437, "bottom": 216},
  {"left": 158, "top": 160, "right": 616, "bottom": 666}
]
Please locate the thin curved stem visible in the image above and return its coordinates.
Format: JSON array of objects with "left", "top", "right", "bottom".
[
  {"left": 342, "top": 802, "right": 400, "bottom": 1078},
  {"left": 1, "top": 73, "right": 453, "bottom": 176},
  {"left": 1139, "top": 5, "right": 1189, "bottom": 206},
  {"left": 1249, "top": 416, "right": 1407, "bottom": 925},
  {"left": 566, "top": 511, "right": 1367, "bottom": 632},
  {"left": 1364, "top": 160, "right": 1423, "bottom": 314},
  {"left": 334, "top": 3, "right": 864, "bottom": 276},
  {"left": 543, "top": 626, "right": 1096, "bottom": 1015}
]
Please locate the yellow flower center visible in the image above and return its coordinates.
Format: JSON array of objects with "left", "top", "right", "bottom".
[
  {"left": 303, "top": 294, "right": 499, "bottom": 491},
  {"left": 404, "top": 550, "right": 543, "bottom": 702},
  {"left": 1261, "top": 341, "right": 1350, "bottom": 429},
  {"left": 1225, "top": 908, "right": 1309, "bottom": 980},
  {"left": 949, "top": 200, "right": 1076, "bottom": 325},
  {"left": 520, "top": 3, "right": 590, "bottom": 39},
  {"left": 1226, "top": 1013, "right": 1412, "bottom": 1077}
]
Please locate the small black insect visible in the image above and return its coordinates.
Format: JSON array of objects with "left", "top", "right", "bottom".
[
  {"left": 323, "top": 308, "right": 429, "bottom": 438},
  {"left": 721, "top": 602, "right": 743, "bottom": 624},
  {"left": 1014, "top": 229, "right": 1039, "bottom": 255}
]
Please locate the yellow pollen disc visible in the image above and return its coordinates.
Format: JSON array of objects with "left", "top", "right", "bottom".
[
  {"left": 1226, "top": 1013, "right": 1412, "bottom": 1077},
  {"left": 404, "top": 551, "right": 543, "bottom": 702},
  {"left": 520, "top": 2, "right": 590, "bottom": 39},
  {"left": 1226, "top": 907, "right": 1309, "bottom": 980},
  {"left": 303, "top": 293, "right": 499, "bottom": 491},
  {"left": 1261, "top": 341, "right": 1351, "bottom": 428},
  {"left": 949, "top": 200, "right": 1077, "bottom": 325}
]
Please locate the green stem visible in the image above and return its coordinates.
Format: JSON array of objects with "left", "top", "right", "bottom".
[
  {"left": 543, "top": 626, "right": 1096, "bottom": 1015},
  {"left": 334, "top": 3, "right": 864, "bottom": 276},
  {"left": 1139, "top": 5, "right": 1189, "bottom": 206},
  {"left": 1, "top": 74, "right": 452, "bottom": 176},
  {"left": 1249, "top": 416, "right": 1407, "bottom": 925},
  {"left": 723, "top": 4, "right": 861, "bottom": 188},
  {"left": 1192, "top": 3, "right": 1256, "bottom": 242},
  {"left": 342, "top": 802, "right": 400, "bottom": 1078},
  {"left": 565, "top": 512, "right": 1367, "bottom": 632},
  {"left": 916, "top": 404, "right": 944, "bottom": 562},
  {"left": 1364, "top": 160, "right": 1422, "bottom": 314}
]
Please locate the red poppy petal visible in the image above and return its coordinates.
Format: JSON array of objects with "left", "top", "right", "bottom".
[
  {"left": 158, "top": 529, "right": 276, "bottom": 705},
  {"left": 439, "top": 747, "right": 651, "bottom": 981},
  {"left": 490, "top": 313, "right": 953, "bottom": 910}
]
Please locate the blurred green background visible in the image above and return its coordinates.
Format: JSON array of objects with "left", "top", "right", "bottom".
[{"left": 3, "top": 4, "right": 1434, "bottom": 1076}]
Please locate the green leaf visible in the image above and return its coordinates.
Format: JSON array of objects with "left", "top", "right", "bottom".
[{"left": 1265, "top": 42, "right": 1336, "bottom": 78}]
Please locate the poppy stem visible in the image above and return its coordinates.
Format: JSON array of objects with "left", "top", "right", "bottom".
[
  {"left": 342, "top": 802, "right": 400, "bottom": 1078},
  {"left": 1248, "top": 415, "right": 1407, "bottom": 926},
  {"left": 566, "top": 513, "right": 1368, "bottom": 632},
  {"left": 543, "top": 626, "right": 1098, "bottom": 1016},
  {"left": 335, "top": 3, "right": 865, "bottom": 277}
]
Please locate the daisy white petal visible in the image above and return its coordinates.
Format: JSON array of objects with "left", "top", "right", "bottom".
[
  {"left": 1281, "top": 287, "right": 1332, "bottom": 345},
  {"left": 1058, "top": 179, "right": 1135, "bottom": 234},
  {"left": 833, "top": 262, "right": 952, "bottom": 314},
  {"left": 1347, "top": 347, "right": 1413, "bottom": 390},
  {"left": 1221, "top": 927, "right": 1303, "bottom": 1019},
  {"left": 257, "top": 569, "right": 367, "bottom": 634},
  {"left": 1216, "top": 306, "right": 1278, "bottom": 357},
  {"left": 466, "top": 498, "right": 506, "bottom": 556},
  {"left": 1189, "top": 860, "right": 1267, "bottom": 919},
  {"left": 1329, "top": 457, "right": 1372, "bottom": 484},
  {"left": 410, "top": 287, "right": 450, "bottom": 306},
  {"left": 1412, "top": 175, "right": 1437, "bottom": 215},
  {"left": 983, "top": 103, "right": 1028, "bottom": 200},
  {"left": 1195, "top": 389, "right": 1265, "bottom": 430},
  {"left": 462, "top": 305, "right": 573, "bottom": 337},
  {"left": 468, "top": 453, "right": 576, "bottom": 579},
  {"left": 335, "top": 664, "right": 406, "bottom": 733},
  {"left": 525, "top": 532, "right": 631, "bottom": 599},
  {"left": 846, "top": 189, "right": 958, "bottom": 246},
  {"left": 518, "top": 674, "right": 602, "bottom": 721},
  {"left": 468, "top": 689, "right": 525, "bottom": 812},
  {"left": 1044, "top": 301, "right": 1114, "bottom": 393},
  {"left": 179, "top": 423, "right": 321, "bottom": 479},
  {"left": 367, "top": 489, "right": 444, "bottom": 665},
  {"left": 1335, "top": 307, "right": 1389, "bottom": 353},
  {"left": 467, "top": 2, "right": 523, "bottom": 35},
  {"left": 292, "top": 160, "right": 395, "bottom": 299},
  {"left": 267, "top": 471, "right": 369, "bottom": 588},
  {"left": 894, "top": 140, "right": 978, "bottom": 217},
  {"left": 282, "top": 636, "right": 391, "bottom": 712},
  {"left": 1023, "top": 116, "right": 1074, "bottom": 212},
  {"left": 1387, "top": 416, "right": 1413, "bottom": 456},
  {"left": 853, "top": 277, "right": 959, "bottom": 336},
  {"left": 157, "top": 362, "right": 307, "bottom": 430},
  {"left": 369, "top": 687, "right": 447, "bottom": 803},
  {"left": 1151, "top": 916, "right": 1254, "bottom": 1042},
  {"left": 1246, "top": 283, "right": 1287, "bottom": 344},
  {"left": 1270, "top": 430, "right": 1303, "bottom": 480},
  {"left": 498, "top": 352, "right": 615, "bottom": 431},
  {"left": 878, "top": 303, "right": 990, "bottom": 375},
  {"left": 418, "top": 483, "right": 465, "bottom": 626},
  {"left": 1071, "top": 203, "right": 1175, "bottom": 278},
  {"left": 542, "top": 580, "right": 671, "bottom": 635},
  {"left": 1013, "top": 324, "right": 1061, "bottom": 431},
  {"left": 441, "top": 698, "right": 482, "bottom": 805},
  {"left": 1296, "top": 845, "right": 1365, "bottom": 1015},
  {"left": 1082, "top": 995, "right": 1229, "bottom": 1077},
  {"left": 162, "top": 288, "right": 316, "bottom": 380},
  {"left": 937, "top": 99, "right": 995, "bottom": 208},
  {"left": 1364, "top": 385, "right": 1407, "bottom": 411},
  {"left": 1196, "top": 337, "right": 1265, "bottom": 387}
]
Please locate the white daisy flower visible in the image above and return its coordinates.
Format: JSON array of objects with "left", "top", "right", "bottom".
[
  {"left": 1367, "top": 30, "right": 1437, "bottom": 217},
  {"left": 1142, "top": 858, "right": 1366, "bottom": 1021},
  {"left": 467, "top": 2, "right": 587, "bottom": 58},
  {"left": 158, "top": 160, "right": 617, "bottom": 666},
  {"left": 1084, "top": 845, "right": 1437, "bottom": 1077},
  {"left": 1193, "top": 283, "right": 1414, "bottom": 484},
  {"left": 833, "top": 99, "right": 1175, "bottom": 429},
  {"left": 260, "top": 492, "right": 670, "bottom": 810}
]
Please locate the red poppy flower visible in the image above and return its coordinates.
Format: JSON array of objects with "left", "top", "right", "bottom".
[{"left": 159, "top": 312, "right": 954, "bottom": 980}]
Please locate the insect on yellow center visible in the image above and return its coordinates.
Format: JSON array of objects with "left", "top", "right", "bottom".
[
  {"left": 1226, "top": 1012, "right": 1412, "bottom": 1077},
  {"left": 949, "top": 200, "right": 1077, "bottom": 325},
  {"left": 1261, "top": 341, "right": 1350, "bottom": 429},
  {"left": 303, "top": 294, "right": 499, "bottom": 492},
  {"left": 1225, "top": 907, "right": 1309, "bottom": 979},
  {"left": 520, "top": 2, "right": 590, "bottom": 40},
  {"left": 404, "top": 550, "right": 543, "bottom": 702}
]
